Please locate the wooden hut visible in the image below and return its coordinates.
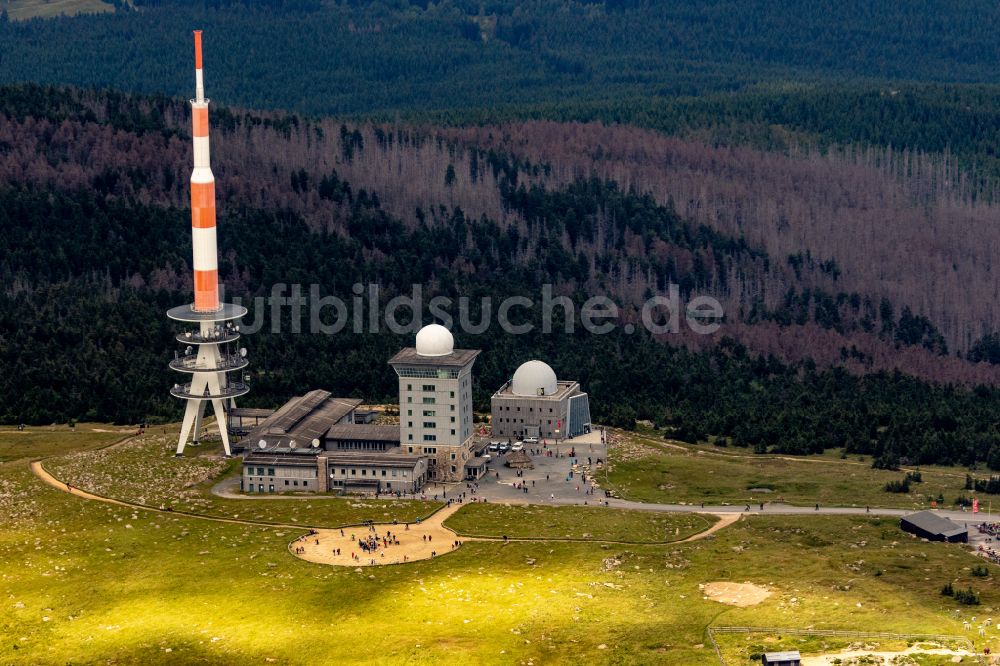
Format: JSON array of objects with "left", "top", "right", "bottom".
[{"left": 504, "top": 450, "right": 535, "bottom": 469}]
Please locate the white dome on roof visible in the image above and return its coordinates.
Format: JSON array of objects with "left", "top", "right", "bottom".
[
  {"left": 415, "top": 324, "right": 454, "bottom": 357},
  {"left": 511, "top": 360, "right": 558, "bottom": 397}
]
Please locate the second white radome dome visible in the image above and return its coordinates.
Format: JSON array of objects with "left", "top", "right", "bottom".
[
  {"left": 415, "top": 324, "right": 454, "bottom": 357},
  {"left": 511, "top": 360, "right": 558, "bottom": 396}
]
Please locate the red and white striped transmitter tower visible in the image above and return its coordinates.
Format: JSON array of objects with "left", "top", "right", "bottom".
[{"left": 168, "top": 31, "right": 249, "bottom": 457}]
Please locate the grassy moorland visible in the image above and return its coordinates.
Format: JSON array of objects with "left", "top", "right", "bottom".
[
  {"left": 3, "top": 454, "right": 999, "bottom": 664},
  {"left": 44, "top": 428, "right": 441, "bottom": 528},
  {"left": 444, "top": 503, "right": 717, "bottom": 543},
  {"left": 0, "top": 423, "right": 132, "bottom": 463},
  {"left": 607, "top": 431, "right": 976, "bottom": 511}
]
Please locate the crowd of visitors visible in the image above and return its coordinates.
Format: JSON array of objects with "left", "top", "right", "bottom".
[{"left": 976, "top": 522, "right": 1000, "bottom": 564}]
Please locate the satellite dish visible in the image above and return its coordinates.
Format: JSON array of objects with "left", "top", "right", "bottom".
[
  {"left": 239, "top": 348, "right": 248, "bottom": 357},
  {"left": 258, "top": 439, "right": 267, "bottom": 449},
  {"left": 311, "top": 438, "right": 320, "bottom": 448},
  {"left": 289, "top": 440, "right": 297, "bottom": 449}
]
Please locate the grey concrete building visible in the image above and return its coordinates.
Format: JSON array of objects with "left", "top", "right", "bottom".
[
  {"left": 491, "top": 360, "right": 591, "bottom": 440},
  {"left": 389, "top": 324, "right": 480, "bottom": 482},
  {"left": 323, "top": 453, "right": 427, "bottom": 494},
  {"left": 243, "top": 447, "right": 322, "bottom": 493}
]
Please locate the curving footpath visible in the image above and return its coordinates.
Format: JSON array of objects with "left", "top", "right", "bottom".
[{"left": 31, "top": 460, "right": 737, "bottom": 567}]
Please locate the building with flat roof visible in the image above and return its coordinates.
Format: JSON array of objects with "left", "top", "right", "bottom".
[
  {"left": 389, "top": 324, "right": 480, "bottom": 482},
  {"left": 491, "top": 360, "right": 591, "bottom": 440},
  {"left": 900, "top": 510, "right": 968, "bottom": 543}
]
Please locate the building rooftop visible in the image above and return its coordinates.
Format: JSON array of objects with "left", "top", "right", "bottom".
[
  {"left": 763, "top": 651, "right": 801, "bottom": 661},
  {"left": 388, "top": 347, "right": 480, "bottom": 368},
  {"left": 246, "top": 390, "right": 361, "bottom": 447},
  {"left": 325, "top": 424, "right": 401, "bottom": 442},
  {"left": 901, "top": 510, "right": 967, "bottom": 538},
  {"left": 230, "top": 407, "right": 276, "bottom": 418},
  {"left": 493, "top": 379, "right": 579, "bottom": 400},
  {"left": 244, "top": 446, "right": 322, "bottom": 466}
]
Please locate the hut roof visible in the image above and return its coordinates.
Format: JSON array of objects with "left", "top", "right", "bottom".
[{"left": 504, "top": 450, "right": 534, "bottom": 469}]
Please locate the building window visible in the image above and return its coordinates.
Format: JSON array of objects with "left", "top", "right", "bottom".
[
  {"left": 450, "top": 391, "right": 455, "bottom": 398},
  {"left": 450, "top": 416, "right": 455, "bottom": 423},
  {"left": 451, "top": 465, "right": 456, "bottom": 473},
  {"left": 407, "top": 384, "right": 412, "bottom": 390},
  {"left": 268, "top": 484, "right": 274, "bottom": 492},
  {"left": 381, "top": 470, "right": 386, "bottom": 477},
  {"left": 422, "top": 384, "right": 435, "bottom": 392},
  {"left": 284, "top": 480, "right": 289, "bottom": 486},
  {"left": 351, "top": 469, "right": 356, "bottom": 475},
  {"left": 267, "top": 468, "right": 275, "bottom": 476},
  {"left": 362, "top": 469, "right": 367, "bottom": 476},
  {"left": 341, "top": 468, "right": 346, "bottom": 475},
  {"left": 423, "top": 397, "right": 436, "bottom": 404},
  {"left": 408, "top": 421, "right": 413, "bottom": 427},
  {"left": 256, "top": 467, "right": 264, "bottom": 475},
  {"left": 451, "top": 429, "right": 456, "bottom": 435},
  {"left": 408, "top": 434, "right": 413, "bottom": 441},
  {"left": 293, "top": 480, "right": 298, "bottom": 486},
  {"left": 408, "top": 446, "right": 413, "bottom": 453},
  {"left": 423, "top": 421, "right": 435, "bottom": 428},
  {"left": 407, "top": 409, "right": 412, "bottom": 416},
  {"left": 423, "top": 410, "right": 435, "bottom": 416},
  {"left": 407, "top": 397, "right": 412, "bottom": 403},
  {"left": 451, "top": 453, "right": 456, "bottom": 460},
  {"left": 424, "top": 435, "right": 437, "bottom": 442}
]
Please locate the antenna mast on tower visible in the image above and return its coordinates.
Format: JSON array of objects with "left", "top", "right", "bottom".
[{"left": 167, "top": 31, "right": 250, "bottom": 457}]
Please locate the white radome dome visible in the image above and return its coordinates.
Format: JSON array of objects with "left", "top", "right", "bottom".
[
  {"left": 415, "top": 324, "right": 454, "bottom": 357},
  {"left": 511, "top": 360, "right": 558, "bottom": 397}
]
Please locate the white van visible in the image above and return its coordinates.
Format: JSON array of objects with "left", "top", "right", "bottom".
[{"left": 511, "top": 441, "right": 525, "bottom": 452}]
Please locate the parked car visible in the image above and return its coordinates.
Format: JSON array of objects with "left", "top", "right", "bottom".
[
  {"left": 511, "top": 441, "right": 524, "bottom": 451},
  {"left": 523, "top": 437, "right": 538, "bottom": 446},
  {"left": 499, "top": 443, "right": 510, "bottom": 453},
  {"left": 487, "top": 442, "right": 500, "bottom": 453}
]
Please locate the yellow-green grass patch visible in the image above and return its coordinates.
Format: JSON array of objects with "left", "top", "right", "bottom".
[
  {"left": 445, "top": 502, "right": 718, "bottom": 542},
  {"left": 608, "top": 431, "right": 972, "bottom": 510}
]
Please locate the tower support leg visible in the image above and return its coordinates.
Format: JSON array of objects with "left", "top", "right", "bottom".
[
  {"left": 192, "top": 400, "right": 207, "bottom": 446},
  {"left": 177, "top": 399, "right": 201, "bottom": 456},
  {"left": 211, "top": 398, "right": 232, "bottom": 456}
]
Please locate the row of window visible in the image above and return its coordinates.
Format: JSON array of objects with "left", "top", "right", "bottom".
[
  {"left": 497, "top": 405, "right": 555, "bottom": 413},
  {"left": 331, "top": 468, "right": 409, "bottom": 478},
  {"left": 398, "top": 367, "right": 458, "bottom": 378},
  {"left": 495, "top": 418, "right": 558, "bottom": 425}
]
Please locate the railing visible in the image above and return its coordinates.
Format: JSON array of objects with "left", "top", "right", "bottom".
[
  {"left": 176, "top": 328, "right": 240, "bottom": 345},
  {"left": 169, "top": 354, "right": 248, "bottom": 373},
  {"left": 170, "top": 382, "right": 249, "bottom": 400}
]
